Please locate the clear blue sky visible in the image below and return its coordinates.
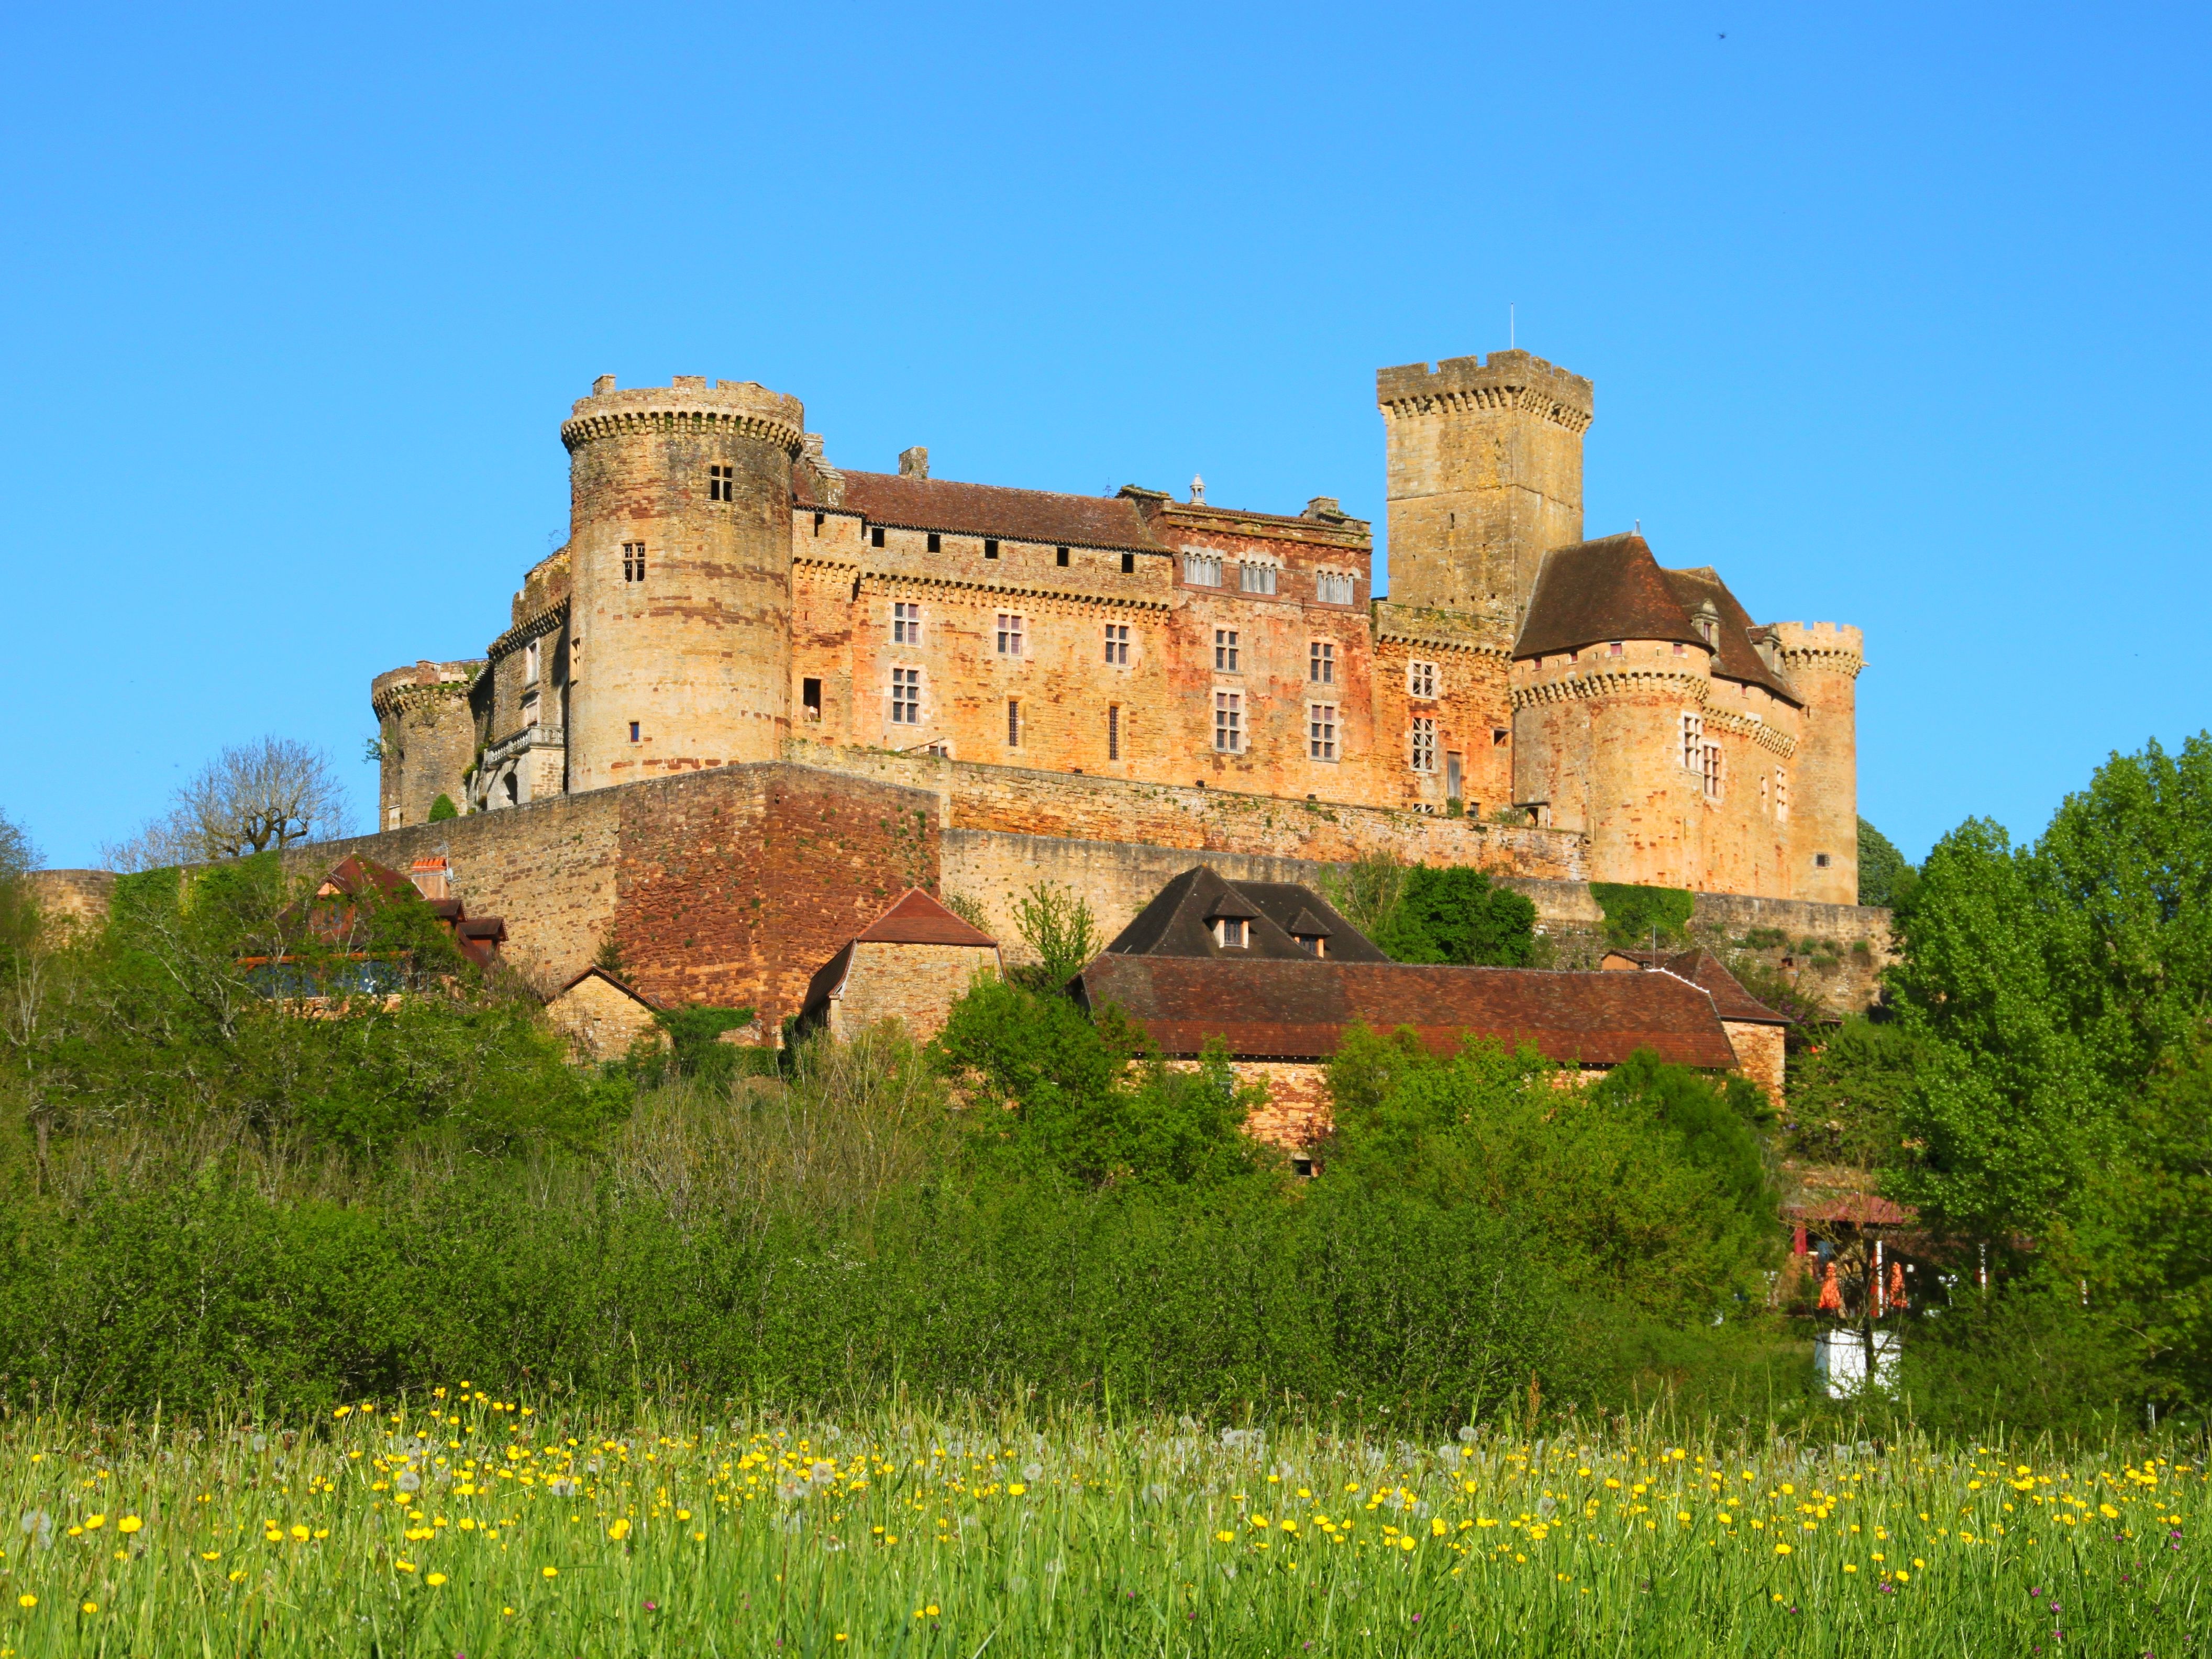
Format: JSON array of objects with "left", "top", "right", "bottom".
[{"left": 4, "top": 1, "right": 2206, "bottom": 870}]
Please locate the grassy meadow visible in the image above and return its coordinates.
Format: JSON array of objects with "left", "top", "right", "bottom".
[{"left": 0, "top": 1399, "right": 2199, "bottom": 1657}]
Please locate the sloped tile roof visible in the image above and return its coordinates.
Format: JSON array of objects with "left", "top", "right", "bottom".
[
  {"left": 1078, "top": 956, "right": 1743, "bottom": 1068},
  {"left": 1101, "top": 867, "right": 1389, "bottom": 963},
  {"left": 853, "top": 888, "right": 997, "bottom": 947},
  {"left": 799, "top": 469, "right": 1171, "bottom": 554},
  {"left": 1601, "top": 947, "right": 1793, "bottom": 1025}
]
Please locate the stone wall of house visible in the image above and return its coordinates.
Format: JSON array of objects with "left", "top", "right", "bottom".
[
  {"left": 828, "top": 939, "right": 1000, "bottom": 1043},
  {"left": 544, "top": 973, "right": 661, "bottom": 1063}
]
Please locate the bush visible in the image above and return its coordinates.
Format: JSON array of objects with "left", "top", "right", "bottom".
[
  {"left": 1375, "top": 866, "right": 1536, "bottom": 966},
  {"left": 1590, "top": 882, "right": 1696, "bottom": 950}
]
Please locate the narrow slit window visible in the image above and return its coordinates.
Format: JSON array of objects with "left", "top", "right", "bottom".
[
  {"left": 813, "top": 511, "right": 825, "bottom": 535},
  {"left": 628, "top": 721, "right": 640, "bottom": 743},
  {"left": 802, "top": 677, "right": 823, "bottom": 722},
  {"left": 1107, "top": 704, "right": 1121, "bottom": 760},
  {"left": 1007, "top": 698, "right": 1021, "bottom": 747}
]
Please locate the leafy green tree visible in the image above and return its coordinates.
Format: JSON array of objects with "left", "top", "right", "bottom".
[
  {"left": 1318, "top": 849, "right": 1411, "bottom": 944},
  {"left": 1323, "top": 1030, "right": 1776, "bottom": 1324},
  {"left": 1589, "top": 882, "right": 1695, "bottom": 950},
  {"left": 1856, "top": 816, "right": 1918, "bottom": 909},
  {"left": 928, "top": 976, "right": 1266, "bottom": 1187},
  {"left": 427, "top": 793, "right": 459, "bottom": 822},
  {"left": 1782, "top": 1015, "right": 1928, "bottom": 1166},
  {"left": 1011, "top": 881, "right": 1100, "bottom": 993},
  {"left": 1375, "top": 866, "right": 1536, "bottom": 966}
]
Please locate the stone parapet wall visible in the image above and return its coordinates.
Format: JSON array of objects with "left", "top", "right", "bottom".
[{"left": 787, "top": 740, "right": 1587, "bottom": 879}]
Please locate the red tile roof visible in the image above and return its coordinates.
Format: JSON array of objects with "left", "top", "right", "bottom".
[
  {"left": 853, "top": 888, "right": 997, "bottom": 947},
  {"left": 1078, "top": 956, "right": 1743, "bottom": 1068},
  {"left": 801, "top": 470, "right": 1171, "bottom": 554},
  {"left": 1601, "top": 948, "right": 1793, "bottom": 1025}
]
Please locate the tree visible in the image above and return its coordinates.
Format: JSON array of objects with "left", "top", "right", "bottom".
[
  {"left": 103, "top": 738, "right": 349, "bottom": 870},
  {"left": 428, "top": 793, "right": 459, "bottom": 822},
  {"left": 1319, "top": 848, "right": 1411, "bottom": 943},
  {"left": 1589, "top": 882, "right": 1695, "bottom": 950},
  {"left": 1885, "top": 735, "right": 2212, "bottom": 1405},
  {"left": 1857, "top": 817, "right": 1918, "bottom": 909},
  {"left": 1376, "top": 866, "right": 1537, "bottom": 966},
  {"left": 1011, "top": 881, "right": 1099, "bottom": 993}
]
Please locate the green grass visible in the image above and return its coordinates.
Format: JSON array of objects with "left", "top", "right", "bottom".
[{"left": 0, "top": 1398, "right": 2200, "bottom": 1656}]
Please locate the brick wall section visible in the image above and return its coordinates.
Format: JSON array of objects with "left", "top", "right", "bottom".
[
  {"left": 827, "top": 939, "right": 1000, "bottom": 1043},
  {"left": 611, "top": 764, "right": 938, "bottom": 1025}
]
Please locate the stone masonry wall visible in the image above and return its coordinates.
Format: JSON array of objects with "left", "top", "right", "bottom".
[
  {"left": 609, "top": 764, "right": 937, "bottom": 1024},
  {"left": 829, "top": 939, "right": 1000, "bottom": 1043},
  {"left": 787, "top": 739, "right": 1587, "bottom": 878}
]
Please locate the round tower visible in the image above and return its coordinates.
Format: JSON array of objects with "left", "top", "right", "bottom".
[
  {"left": 561, "top": 374, "right": 804, "bottom": 793},
  {"left": 371, "top": 659, "right": 483, "bottom": 828},
  {"left": 1767, "top": 621, "right": 1863, "bottom": 905}
]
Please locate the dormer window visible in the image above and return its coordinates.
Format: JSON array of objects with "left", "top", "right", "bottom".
[{"left": 1213, "top": 916, "right": 1248, "bottom": 948}]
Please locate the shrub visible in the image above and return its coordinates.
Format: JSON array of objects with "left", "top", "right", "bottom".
[
  {"left": 1590, "top": 882, "right": 1696, "bottom": 949},
  {"left": 1375, "top": 866, "right": 1536, "bottom": 966}
]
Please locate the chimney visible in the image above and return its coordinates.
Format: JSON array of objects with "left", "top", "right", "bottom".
[
  {"left": 899, "top": 446, "right": 929, "bottom": 480},
  {"left": 591, "top": 374, "right": 616, "bottom": 395}
]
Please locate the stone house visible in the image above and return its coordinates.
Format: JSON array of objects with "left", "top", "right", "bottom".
[
  {"left": 543, "top": 966, "right": 662, "bottom": 1063},
  {"left": 795, "top": 889, "right": 1001, "bottom": 1044}
]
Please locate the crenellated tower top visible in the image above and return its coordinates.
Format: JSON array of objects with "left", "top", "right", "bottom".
[
  {"left": 1376, "top": 349, "right": 1595, "bottom": 434},
  {"left": 561, "top": 374, "right": 805, "bottom": 457}
]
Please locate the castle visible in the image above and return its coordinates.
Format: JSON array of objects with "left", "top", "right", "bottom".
[{"left": 371, "top": 349, "right": 1863, "bottom": 948}]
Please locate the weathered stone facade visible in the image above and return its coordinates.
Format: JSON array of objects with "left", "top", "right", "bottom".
[{"left": 372, "top": 350, "right": 1859, "bottom": 908}]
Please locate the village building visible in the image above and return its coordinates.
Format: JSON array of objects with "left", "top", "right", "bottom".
[
  {"left": 1599, "top": 946, "right": 1793, "bottom": 1101},
  {"left": 795, "top": 888, "right": 1001, "bottom": 1044},
  {"left": 543, "top": 965, "right": 662, "bottom": 1063},
  {"left": 1080, "top": 868, "right": 1785, "bottom": 1153}
]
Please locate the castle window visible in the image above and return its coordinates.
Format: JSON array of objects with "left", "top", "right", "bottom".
[
  {"left": 623, "top": 542, "right": 646, "bottom": 582},
  {"left": 813, "top": 511, "right": 825, "bottom": 535},
  {"left": 1776, "top": 769, "right": 1790, "bottom": 822},
  {"left": 1673, "top": 640, "right": 1686, "bottom": 656},
  {"left": 1309, "top": 703, "right": 1337, "bottom": 761},
  {"left": 1682, "top": 712, "right": 1705, "bottom": 770},
  {"left": 628, "top": 722, "right": 640, "bottom": 743},
  {"left": 891, "top": 667, "right": 922, "bottom": 725},
  {"left": 1702, "top": 743, "right": 1724, "bottom": 800},
  {"left": 870, "top": 526, "right": 886, "bottom": 548},
  {"left": 1104, "top": 623, "right": 1130, "bottom": 665},
  {"left": 525, "top": 640, "right": 540, "bottom": 684},
  {"left": 1317, "top": 571, "right": 1355, "bottom": 605},
  {"left": 1183, "top": 550, "right": 1223, "bottom": 587},
  {"left": 1056, "top": 545, "right": 1070, "bottom": 567},
  {"left": 1760, "top": 771, "right": 1769, "bottom": 812},
  {"left": 927, "top": 532, "right": 942, "bottom": 554},
  {"left": 1408, "top": 660, "right": 1439, "bottom": 700},
  {"left": 1310, "top": 641, "right": 1335, "bottom": 684},
  {"left": 803, "top": 677, "right": 823, "bottom": 722},
  {"left": 1214, "top": 690, "right": 1244, "bottom": 753},
  {"left": 1609, "top": 641, "right": 1623, "bottom": 657},
  {"left": 894, "top": 602, "right": 922, "bottom": 646},
  {"left": 1213, "top": 915, "right": 1248, "bottom": 948},
  {"left": 1108, "top": 704, "right": 1121, "bottom": 760},
  {"left": 984, "top": 538, "right": 999, "bottom": 559},
  {"left": 1214, "top": 628, "right": 1239, "bottom": 671},
  {"left": 1409, "top": 716, "right": 1437, "bottom": 773},
  {"left": 1492, "top": 727, "right": 1508, "bottom": 747},
  {"left": 1239, "top": 561, "right": 1278, "bottom": 595},
  {"left": 1007, "top": 698, "right": 1021, "bottom": 747},
  {"left": 707, "top": 463, "right": 734, "bottom": 502},
  {"left": 1121, "top": 551, "right": 1136, "bottom": 574},
  {"left": 1815, "top": 851, "right": 1833, "bottom": 868},
  {"left": 996, "top": 613, "right": 1025, "bottom": 657},
  {"left": 523, "top": 691, "right": 540, "bottom": 728}
]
